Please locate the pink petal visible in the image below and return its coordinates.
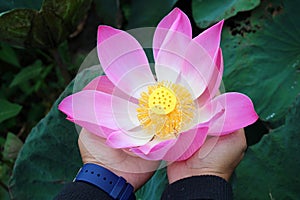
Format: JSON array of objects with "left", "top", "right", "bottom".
[
  {"left": 97, "top": 26, "right": 155, "bottom": 98},
  {"left": 176, "top": 39, "right": 214, "bottom": 99},
  {"left": 208, "top": 92, "right": 259, "bottom": 136},
  {"left": 177, "top": 21, "right": 224, "bottom": 99},
  {"left": 131, "top": 125, "right": 209, "bottom": 161},
  {"left": 193, "top": 20, "right": 224, "bottom": 59},
  {"left": 58, "top": 90, "right": 139, "bottom": 131},
  {"left": 197, "top": 48, "right": 224, "bottom": 106},
  {"left": 83, "top": 75, "right": 138, "bottom": 104},
  {"left": 106, "top": 128, "right": 153, "bottom": 148},
  {"left": 131, "top": 139, "right": 176, "bottom": 160},
  {"left": 83, "top": 75, "right": 116, "bottom": 93},
  {"left": 197, "top": 97, "right": 225, "bottom": 124},
  {"left": 165, "top": 126, "right": 209, "bottom": 161},
  {"left": 153, "top": 8, "right": 192, "bottom": 82},
  {"left": 132, "top": 137, "right": 176, "bottom": 155},
  {"left": 153, "top": 8, "right": 192, "bottom": 60},
  {"left": 68, "top": 119, "right": 114, "bottom": 138}
]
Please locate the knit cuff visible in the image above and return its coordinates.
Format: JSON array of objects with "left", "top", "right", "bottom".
[
  {"left": 54, "top": 181, "right": 113, "bottom": 200},
  {"left": 161, "top": 175, "right": 233, "bottom": 200}
]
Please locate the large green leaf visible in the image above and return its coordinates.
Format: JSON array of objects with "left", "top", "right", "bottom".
[
  {"left": 125, "top": 0, "right": 178, "bottom": 29},
  {"left": 192, "top": 0, "right": 260, "bottom": 28},
  {"left": 234, "top": 96, "right": 300, "bottom": 199},
  {"left": 0, "top": 99, "right": 22, "bottom": 123},
  {"left": 0, "top": 0, "right": 92, "bottom": 48},
  {"left": 221, "top": 0, "right": 300, "bottom": 126},
  {"left": 8, "top": 67, "right": 100, "bottom": 200}
]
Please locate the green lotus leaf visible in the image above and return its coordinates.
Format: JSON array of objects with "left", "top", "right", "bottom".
[
  {"left": 222, "top": 0, "right": 300, "bottom": 126},
  {"left": 192, "top": 0, "right": 260, "bottom": 28},
  {"left": 234, "top": 96, "right": 300, "bottom": 199}
]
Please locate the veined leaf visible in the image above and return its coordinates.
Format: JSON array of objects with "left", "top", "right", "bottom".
[
  {"left": 0, "top": 0, "right": 93, "bottom": 48},
  {"left": 234, "top": 97, "right": 300, "bottom": 199},
  {"left": 222, "top": 0, "right": 300, "bottom": 126}
]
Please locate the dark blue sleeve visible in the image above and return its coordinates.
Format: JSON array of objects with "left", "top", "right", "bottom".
[
  {"left": 54, "top": 181, "right": 136, "bottom": 200},
  {"left": 55, "top": 175, "right": 232, "bottom": 200},
  {"left": 161, "top": 175, "right": 233, "bottom": 200}
]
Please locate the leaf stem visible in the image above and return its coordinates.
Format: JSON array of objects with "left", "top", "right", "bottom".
[{"left": 50, "top": 49, "right": 71, "bottom": 84}]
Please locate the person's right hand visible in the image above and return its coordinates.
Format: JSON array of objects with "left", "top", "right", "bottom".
[
  {"left": 167, "top": 129, "right": 247, "bottom": 183},
  {"left": 78, "top": 128, "right": 159, "bottom": 191}
]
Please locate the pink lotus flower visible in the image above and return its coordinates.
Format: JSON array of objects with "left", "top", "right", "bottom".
[{"left": 58, "top": 8, "right": 258, "bottom": 161}]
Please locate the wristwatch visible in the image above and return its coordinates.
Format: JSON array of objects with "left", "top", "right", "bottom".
[{"left": 74, "top": 163, "right": 135, "bottom": 200}]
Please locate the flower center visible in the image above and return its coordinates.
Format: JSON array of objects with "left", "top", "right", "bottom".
[
  {"left": 148, "top": 87, "right": 177, "bottom": 115},
  {"left": 137, "top": 82, "right": 195, "bottom": 139}
]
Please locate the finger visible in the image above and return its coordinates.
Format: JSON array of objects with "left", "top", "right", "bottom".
[{"left": 220, "top": 129, "right": 247, "bottom": 154}]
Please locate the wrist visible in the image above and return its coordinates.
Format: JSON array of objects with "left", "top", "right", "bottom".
[
  {"left": 82, "top": 160, "right": 141, "bottom": 191},
  {"left": 74, "top": 163, "right": 135, "bottom": 200}
]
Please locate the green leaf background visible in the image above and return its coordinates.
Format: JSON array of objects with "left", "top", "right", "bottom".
[
  {"left": 5, "top": 0, "right": 300, "bottom": 199},
  {"left": 0, "top": 99, "right": 22, "bottom": 123},
  {"left": 222, "top": 0, "right": 300, "bottom": 126},
  {"left": 8, "top": 67, "right": 99, "bottom": 200},
  {"left": 9, "top": 60, "right": 43, "bottom": 88},
  {"left": 0, "top": 0, "right": 92, "bottom": 48},
  {"left": 0, "top": 0, "right": 43, "bottom": 12},
  {"left": 234, "top": 96, "right": 300, "bottom": 199},
  {"left": 125, "top": 0, "right": 178, "bottom": 29}
]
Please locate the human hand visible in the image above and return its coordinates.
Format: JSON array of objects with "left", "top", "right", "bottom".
[
  {"left": 167, "top": 129, "right": 247, "bottom": 183},
  {"left": 78, "top": 128, "right": 159, "bottom": 191}
]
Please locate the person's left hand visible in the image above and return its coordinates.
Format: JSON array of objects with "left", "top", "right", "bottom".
[{"left": 78, "top": 128, "right": 159, "bottom": 191}]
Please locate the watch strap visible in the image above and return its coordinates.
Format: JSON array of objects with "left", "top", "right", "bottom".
[{"left": 74, "top": 163, "right": 135, "bottom": 200}]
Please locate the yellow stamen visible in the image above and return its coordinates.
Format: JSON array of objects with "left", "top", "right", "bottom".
[{"left": 137, "top": 82, "right": 195, "bottom": 139}]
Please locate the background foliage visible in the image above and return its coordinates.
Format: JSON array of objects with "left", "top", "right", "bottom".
[{"left": 0, "top": 0, "right": 299, "bottom": 199}]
